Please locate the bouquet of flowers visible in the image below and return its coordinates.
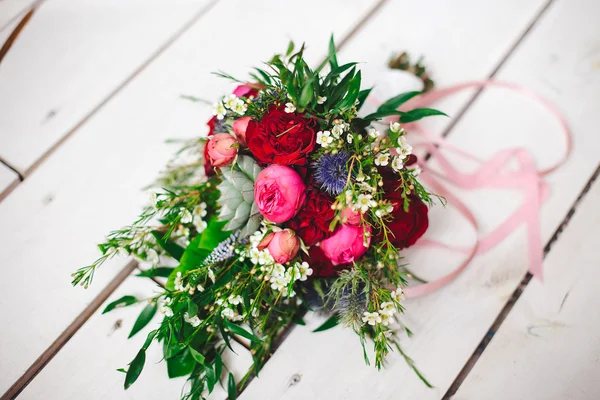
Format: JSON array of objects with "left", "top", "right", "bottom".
[{"left": 72, "top": 38, "right": 445, "bottom": 399}]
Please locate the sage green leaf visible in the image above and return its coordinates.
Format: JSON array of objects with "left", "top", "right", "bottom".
[
  {"left": 124, "top": 349, "right": 145, "bottom": 389},
  {"left": 166, "top": 348, "right": 195, "bottom": 378},
  {"left": 398, "top": 107, "right": 447, "bottom": 123},
  {"left": 103, "top": 295, "right": 138, "bottom": 314},
  {"left": 224, "top": 320, "right": 262, "bottom": 343},
  {"left": 189, "top": 347, "right": 205, "bottom": 365},
  {"left": 136, "top": 267, "right": 174, "bottom": 278},
  {"left": 151, "top": 231, "right": 184, "bottom": 261},
  {"left": 312, "top": 315, "right": 339, "bottom": 332},
  {"left": 128, "top": 303, "right": 157, "bottom": 338},
  {"left": 228, "top": 373, "right": 237, "bottom": 400}
]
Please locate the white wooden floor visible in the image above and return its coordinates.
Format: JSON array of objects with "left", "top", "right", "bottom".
[{"left": 0, "top": 1, "right": 599, "bottom": 399}]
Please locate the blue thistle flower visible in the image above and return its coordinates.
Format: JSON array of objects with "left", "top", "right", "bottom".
[{"left": 314, "top": 151, "right": 351, "bottom": 196}]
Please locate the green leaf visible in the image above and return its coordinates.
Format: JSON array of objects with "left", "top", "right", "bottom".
[
  {"left": 377, "top": 91, "right": 422, "bottom": 112},
  {"left": 328, "top": 34, "right": 338, "bottom": 69},
  {"left": 197, "top": 217, "right": 231, "bottom": 250},
  {"left": 187, "top": 299, "right": 199, "bottom": 317},
  {"left": 292, "top": 316, "right": 306, "bottom": 326},
  {"left": 151, "top": 231, "right": 185, "bottom": 261},
  {"left": 103, "top": 295, "right": 138, "bottom": 314},
  {"left": 214, "top": 353, "right": 223, "bottom": 384},
  {"left": 124, "top": 349, "right": 146, "bottom": 389},
  {"left": 312, "top": 315, "right": 339, "bottom": 332},
  {"left": 224, "top": 320, "right": 262, "bottom": 343},
  {"left": 285, "top": 40, "right": 295, "bottom": 57},
  {"left": 205, "top": 364, "right": 216, "bottom": 393},
  {"left": 116, "top": 368, "right": 127, "bottom": 374},
  {"left": 129, "top": 303, "right": 157, "bottom": 338},
  {"left": 136, "top": 267, "right": 175, "bottom": 278},
  {"left": 356, "top": 88, "right": 372, "bottom": 110},
  {"left": 189, "top": 347, "right": 206, "bottom": 365},
  {"left": 228, "top": 373, "right": 237, "bottom": 400},
  {"left": 399, "top": 108, "right": 447, "bottom": 123},
  {"left": 142, "top": 329, "right": 158, "bottom": 350},
  {"left": 338, "top": 70, "right": 361, "bottom": 109},
  {"left": 166, "top": 348, "right": 196, "bottom": 378},
  {"left": 298, "top": 80, "right": 314, "bottom": 108}
]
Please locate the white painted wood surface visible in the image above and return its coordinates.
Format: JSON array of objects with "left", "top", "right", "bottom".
[
  {"left": 453, "top": 178, "right": 600, "bottom": 400},
  {"left": 0, "top": 163, "right": 18, "bottom": 196},
  {"left": 0, "top": 0, "right": 382, "bottom": 396},
  {"left": 240, "top": 0, "right": 600, "bottom": 398},
  {"left": 0, "top": 0, "right": 38, "bottom": 32},
  {"left": 0, "top": 0, "right": 214, "bottom": 175}
]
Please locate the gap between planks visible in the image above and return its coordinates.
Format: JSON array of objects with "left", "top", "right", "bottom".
[
  {"left": 0, "top": 0, "right": 220, "bottom": 204},
  {"left": 443, "top": 163, "right": 600, "bottom": 399},
  {"left": 0, "top": 1, "right": 390, "bottom": 398}
]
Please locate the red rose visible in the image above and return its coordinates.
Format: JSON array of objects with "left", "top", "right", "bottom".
[
  {"left": 287, "top": 188, "right": 335, "bottom": 246},
  {"left": 246, "top": 106, "right": 318, "bottom": 165},
  {"left": 305, "top": 246, "right": 338, "bottom": 277},
  {"left": 381, "top": 169, "right": 429, "bottom": 248}
]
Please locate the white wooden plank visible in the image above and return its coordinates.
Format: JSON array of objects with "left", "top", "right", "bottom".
[
  {"left": 16, "top": 277, "right": 251, "bottom": 400},
  {"left": 239, "top": 0, "right": 600, "bottom": 398},
  {"left": 453, "top": 179, "right": 600, "bottom": 400},
  {"left": 0, "top": 163, "right": 19, "bottom": 197},
  {"left": 0, "top": 0, "right": 381, "bottom": 396},
  {"left": 0, "top": 0, "right": 213, "bottom": 174},
  {"left": 0, "top": 0, "right": 37, "bottom": 32}
]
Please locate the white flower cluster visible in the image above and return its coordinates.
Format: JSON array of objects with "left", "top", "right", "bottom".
[
  {"left": 361, "top": 289, "right": 404, "bottom": 327},
  {"left": 389, "top": 122, "right": 413, "bottom": 173},
  {"left": 159, "top": 297, "right": 174, "bottom": 317},
  {"left": 213, "top": 94, "right": 248, "bottom": 120},
  {"left": 174, "top": 271, "right": 206, "bottom": 295},
  {"left": 217, "top": 295, "right": 244, "bottom": 322},
  {"left": 316, "top": 119, "right": 350, "bottom": 148}
]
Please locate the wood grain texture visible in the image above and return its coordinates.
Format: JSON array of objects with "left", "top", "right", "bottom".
[
  {"left": 452, "top": 175, "right": 600, "bottom": 400},
  {"left": 240, "top": 0, "right": 600, "bottom": 399},
  {"left": 0, "top": 0, "right": 214, "bottom": 174},
  {"left": 0, "top": 0, "right": 382, "bottom": 396}
]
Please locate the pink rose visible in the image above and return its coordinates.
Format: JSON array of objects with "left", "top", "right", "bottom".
[
  {"left": 341, "top": 207, "right": 361, "bottom": 225},
  {"left": 233, "top": 83, "right": 260, "bottom": 98},
  {"left": 254, "top": 165, "right": 306, "bottom": 223},
  {"left": 320, "top": 225, "right": 371, "bottom": 266},
  {"left": 233, "top": 116, "right": 251, "bottom": 145},
  {"left": 257, "top": 229, "right": 300, "bottom": 264},
  {"left": 207, "top": 133, "right": 238, "bottom": 167}
]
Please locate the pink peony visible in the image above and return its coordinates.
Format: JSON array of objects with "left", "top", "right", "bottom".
[
  {"left": 207, "top": 133, "right": 237, "bottom": 167},
  {"left": 341, "top": 207, "right": 361, "bottom": 225},
  {"left": 257, "top": 229, "right": 300, "bottom": 264},
  {"left": 254, "top": 165, "right": 306, "bottom": 223},
  {"left": 232, "top": 116, "right": 251, "bottom": 145},
  {"left": 320, "top": 225, "right": 371, "bottom": 266}
]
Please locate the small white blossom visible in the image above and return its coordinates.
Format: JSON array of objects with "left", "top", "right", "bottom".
[
  {"left": 228, "top": 295, "right": 243, "bottom": 305},
  {"left": 391, "top": 289, "right": 404, "bottom": 303},
  {"left": 271, "top": 263, "right": 286, "bottom": 277},
  {"left": 284, "top": 102, "right": 296, "bottom": 113},
  {"left": 317, "top": 96, "right": 327, "bottom": 104},
  {"left": 331, "top": 124, "right": 344, "bottom": 138},
  {"left": 390, "top": 122, "right": 402, "bottom": 133},
  {"left": 368, "top": 128, "right": 380, "bottom": 138},
  {"left": 297, "top": 261, "right": 313, "bottom": 281},
  {"left": 270, "top": 274, "right": 291, "bottom": 291},
  {"left": 146, "top": 248, "right": 160, "bottom": 265},
  {"left": 397, "top": 143, "right": 413, "bottom": 159},
  {"left": 221, "top": 307, "right": 243, "bottom": 322},
  {"left": 411, "top": 166, "right": 422, "bottom": 176},
  {"left": 374, "top": 153, "right": 390, "bottom": 166},
  {"left": 174, "top": 271, "right": 184, "bottom": 291},
  {"left": 223, "top": 94, "right": 237, "bottom": 109},
  {"left": 180, "top": 209, "right": 193, "bottom": 224},
  {"left": 207, "top": 268, "right": 215, "bottom": 283},
  {"left": 362, "top": 311, "right": 382, "bottom": 326},
  {"left": 213, "top": 103, "right": 226, "bottom": 120},
  {"left": 355, "top": 194, "right": 377, "bottom": 212},
  {"left": 193, "top": 203, "right": 207, "bottom": 218},
  {"left": 184, "top": 312, "right": 202, "bottom": 327},
  {"left": 316, "top": 130, "right": 334, "bottom": 148},
  {"left": 347, "top": 133, "right": 353, "bottom": 144},
  {"left": 257, "top": 250, "right": 274, "bottom": 265},
  {"left": 391, "top": 156, "right": 404, "bottom": 172},
  {"left": 232, "top": 98, "right": 248, "bottom": 115},
  {"left": 160, "top": 302, "right": 174, "bottom": 317},
  {"left": 356, "top": 173, "right": 367, "bottom": 182},
  {"left": 380, "top": 301, "right": 396, "bottom": 317},
  {"left": 196, "top": 283, "right": 205, "bottom": 292},
  {"left": 378, "top": 312, "right": 392, "bottom": 326},
  {"left": 193, "top": 218, "right": 208, "bottom": 233}
]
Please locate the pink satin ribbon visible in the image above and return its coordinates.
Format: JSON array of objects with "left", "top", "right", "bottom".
[{"left": 378, "top": 81, "right": 572, "bottom": 298}]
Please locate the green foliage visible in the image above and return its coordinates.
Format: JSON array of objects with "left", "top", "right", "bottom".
[
  {"left": 129, "top": 303, "right": 157, "bottom": 338},
  {"left": 312, "top": 315, "right": 340, "bottom": 332},
  {"left": 136, "top": 267, "right": 175, "bottom": 278}
]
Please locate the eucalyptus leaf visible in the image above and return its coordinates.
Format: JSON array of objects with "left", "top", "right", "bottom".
[
  {"left": 128, "top": 303, "right": 157, "bottom": 338},
  {"left": 103, "top": 295, "right": 138, "bottom": 314},
  {"left": 312, "top": 314, "right": 340, "bottom": 332}
]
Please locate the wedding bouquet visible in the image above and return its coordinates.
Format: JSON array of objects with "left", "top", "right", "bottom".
[{"left": 72, "top": 38, "right": 444, "bottom": 399}]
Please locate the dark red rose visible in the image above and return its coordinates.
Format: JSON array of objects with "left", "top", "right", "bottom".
[
  {"left": 305, "top": 246, "right": 339, "bottom": 277},
  {"left": 287, "top": 188, "right": 335, "bottom": 246},
  {"left": 381, "top": 169, "right": 429, "bottom": 249},
  {"left": 246, "top": 106, "right": 318, "bottom": 165}
]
